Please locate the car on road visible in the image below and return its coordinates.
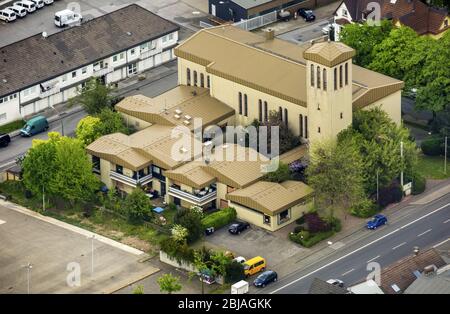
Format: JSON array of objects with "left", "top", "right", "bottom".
[
  {"left": 297, "top": 8, "right": 315, "bottom": 22},
  {"left": 0, "top": 8, "right": 17, "bottom": 23},
  {"left": 228, "top": 221, "right": 250, "bottom": 235},
  {"left": 20, "top": 115, "right": 49, "bottom": 137},
  {"left": 254, "top": 270, "right": 278, "bottom": 288},
  {"left": 326, "top": 279, "right": 344, "bottom": 287},
  {"left": 0, "top": 133, "right": 11, "bottom": 147},
  {"left": 7, "top": 5, "right": 27, "bottom": 18},
  {"left": 367, "top": 214, "right": 387, "bottom": 230},
  {"left": 14, "top": 1, "right": 36, "bottom": 14}
]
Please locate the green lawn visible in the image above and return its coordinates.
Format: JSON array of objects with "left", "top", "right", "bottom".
[
  {"left": 417, "top": 154, "right": 450, "bottom": 180},
  {"left": 0, "top": 119, "right": 25, "bottom": 134}
]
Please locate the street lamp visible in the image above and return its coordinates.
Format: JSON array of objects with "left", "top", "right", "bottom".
[
  {"left": 50, "top": 105, "right": 65, "bottom": 136},
  {"left": 444, "top": 136, "right": 448, "bottom": 175},
  {"left": 89, "top": 234, "right": 95, "bottom": 276},
  {"left": 24, "top": 263, "right": 32, "bottom": 294}
]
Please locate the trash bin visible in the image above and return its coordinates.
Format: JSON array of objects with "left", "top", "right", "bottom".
[{"left": 205, "top": 227, "right": 215, "bottom": 236}]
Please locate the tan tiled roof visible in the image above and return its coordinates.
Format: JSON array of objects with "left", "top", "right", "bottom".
[
  {"left": 165, "top": 161, "right": 216, "bottom": 189},
  {"left": 227, "top": 180, "right": 313, "bottom": 215},
  {"left": 303, "top": 41, "right": 356, "bottom": 68},
  {"left": 116, "top": 86, "right": 235, "bottom": 129},
  {"left": 175, "top": 25, "right": 404, "bottom": 109},
  {"left": 279, "top": 146, "right": 307, "bottom": 165},
  {"left": 86, "top": 124, "right": 202, "bottom": 171}
]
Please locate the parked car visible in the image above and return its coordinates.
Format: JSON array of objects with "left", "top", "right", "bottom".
[
  {"left": 228, "top": 221, "right": 250, "bottom": 235},
  {"left": 54, "top": 9, "right": 83, "bottom": 27},
  {"left": 0, "top": 8, "right": 17, "bottom": 23},
  {"left": 253, "top": 270, "right": 278, "bottom": 288},
  {"left": 13, "top": 1, "right": 36, "bottom": 13},
  {"left": 326, "top": 279, "right": 344, "bottom": 287},
  {"left": 322, "top": 23, "right": 332, "bottom": 35},
  {"left": 7, "top": 5, "right": 27, "bottom": 18},
  {"left": 298, "top": 8, "right": 315, "bottom": 22},
  {"left": 29, "top": 0, "right": 44, "bottom": 9},
  {"left": 243, "top": 256, "right": 266, "bottom": 277},
  {"left": 43, "top": 0, "right": 54, "bottom": 4},
  {"left": 233, "top": 256, "right": 246, "bottom": 264},
  {"left": 366, "top": 214, "right": 387, "bottom": 230},
  {"left": 0, "top": 133, "right": 11, "bottom": 147},
  {"left": 20, "top": 116, "right": 49, "bottom": 137}
]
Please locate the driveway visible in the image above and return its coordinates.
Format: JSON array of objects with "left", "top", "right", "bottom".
[
  {"left": 0, "top": 202, "right": 159, "bottom": 293},
  {"left": 203, "top": 225, "right": 307, "bottom": 270}
]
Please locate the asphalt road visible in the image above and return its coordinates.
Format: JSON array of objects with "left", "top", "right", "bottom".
[{"left": 256, "top": 194, "right": 450, "bottom": 294}]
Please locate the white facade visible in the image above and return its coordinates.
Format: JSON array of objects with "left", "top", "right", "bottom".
[{"left": 0, "top": 31, "right": 178, "bottom": 126}]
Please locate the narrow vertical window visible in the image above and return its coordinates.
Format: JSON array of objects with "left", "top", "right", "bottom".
[
  {"left": 334, "top": 68, "right": 337, "bottom": 90},
  {"left": 345, "top": 63, "right": 348, "bottom": 86},
  {"left": 323, "top": 69, "right": 327, "bottom": 91},
  {"left": 264, "top": 101, "right": 268, "bottom": 121},
  {"left": 317, "top": 66, "right": 321, "bottom": 89},
  {"left": 305, "top": 116, "right": 308, "bottom": 139},
  {"left": 339, "top": 65, "right": 343, "bottom": 88},
  {"left": 278, "top": 106, "right": 283, "bottom": 121},
  {"left": 200, "top": 73, "right": 204, "bottom": 88},
  {"left": 258, "top": 100, "right": 262, "bottom": 121},
  {"left": 310, "top": 64, "right": 315, "bottom": 87},
  {"left": 244, "top": 94, "right": 248, "bottom": 117},
  {"left": 194, "top": 71, "right": 198, "bottom": 86},
  {"left": 187, "top": 68, "right": 191, "bottom": 85},
  {"left": 284, "top": 108, "right": 288, "bottom": 126},
  {"left": 207, "top": 75, "right": 210, "bottom": 88},
  {"left": 299, "top": 114, "right": 303, "bottom": 137},
  {"left": 238, "top": 92, "right": 242, "bottom": 115}
]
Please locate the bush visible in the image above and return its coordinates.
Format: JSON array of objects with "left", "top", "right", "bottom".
[
  {"left": 293, "top": 225, "right": 304, "bottom": 233},
  {"left": 295, "top": 214, "right": 306, "bottom": 225},
  {"left": 300, "top": 231, "right": 335, "bottom": 248},
  {"left": 304, "top": 212, "right": 331, "bottom": 233},
  {"left": 412, "top": 174, "right": 426, "bottom": 195},
  {"left": 379, "top": 182, "right": 403, "bottom": 208},
  {"left": 421, "top": 137, "right": 443, "bottom": 156},
  {"left": 123, "top": 188, "right": 152, "bottom": 224},
  {"left": 350, "top": 199, "right": 378, "bottom": 218},
  {"left": 160, "top": 237, "right": 195, "bottom": 264},
  {"left": 174, "top": 207, "right": 203, "bottom": 243},
  {"left": 224, "top": 261, "right": 245, "bottom": 284},
  {"left": 201, "top": 207, "right": 237, "bottom": 230}
]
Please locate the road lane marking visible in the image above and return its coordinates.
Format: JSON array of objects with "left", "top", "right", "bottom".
[
  {"left": 269, "top": 202, "right": 450, "bottom": 294},
  {"left": 0, "top": 219, "right": 5, "bottom": 225},
  {"left": 433, "top": 238, "right": 450, "bottom": 248},
  {"left": 392, "top": 242, "right": 407, "bottom": 250},
  {"left": 417, "top": 229, "right": 432, "bottom": 237},
  {"left": 444, "top": 219, "right": 450, "bottom": 224},
  {"left": 366, "top": 255, "right": 380, "bottom": 263},
  {"left": 341, "top": 268, "right": 354, "bottom": 276}
]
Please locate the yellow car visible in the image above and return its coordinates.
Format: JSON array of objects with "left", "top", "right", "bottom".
[{"left": 243, "top": 256, "right": 266, "bottom": 277}]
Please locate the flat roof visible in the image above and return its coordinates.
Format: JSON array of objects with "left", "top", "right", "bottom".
[
  {"left": 0, "top": 4, "right": 179, "bottom": 97},
  {"left": 232, "top": 0, "right": 273, "bottom": 10}
]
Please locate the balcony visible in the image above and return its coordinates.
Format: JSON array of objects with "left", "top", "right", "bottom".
[
  {"left": 168, "top": 185, "right": 217, "bottom": 206},
  {"left": 93, "top": 66, "right": 114, "bottom": 77},
  {"left": 110, "top": 171, "right": 153, "bottom": 187},
  {"left": 139, "top": 48, "right": 160, "bottom": 60}
]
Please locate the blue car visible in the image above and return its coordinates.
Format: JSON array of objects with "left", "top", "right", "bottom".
[
  {"left": 367, "top": 214, "right": 387, "bottom": 230},
  {"left": 253, "top": 270, "right": 278, "bottom": 288}
]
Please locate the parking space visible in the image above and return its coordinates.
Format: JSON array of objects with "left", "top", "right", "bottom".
[
  {"left": 0, "top": 202, "right": 158, "bottom": 293},
  {"left": 204, "top": 225, "right": 307, "bottom": 270},
  {"left": 0, "top": 0, "right": 208, "bottom": 47}
]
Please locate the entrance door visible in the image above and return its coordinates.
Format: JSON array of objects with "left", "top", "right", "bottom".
[
  {"left": 211, "top": 4, "right": 216, "bottom": 16},
  {"left": 174, "top": 197, "right": 181, "bottom": 206},
  {"left": 160, "top": 180, "right": 166, "bottom": 196}
]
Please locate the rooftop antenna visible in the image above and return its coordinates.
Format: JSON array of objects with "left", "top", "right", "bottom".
[{"left": 42, "top": 31, "right": 48, "bottom": 38}]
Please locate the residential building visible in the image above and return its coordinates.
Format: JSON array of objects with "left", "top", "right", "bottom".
[
  {"left": 208, "top": 0, "right": 305, "bottom": 22},
  {"left": 334, "top": 0, "right": 450, "bottom": 39},
  {"left": 0, "top": 4, "right": 179, "bottom": 126},
  {"left": 404, "top": 265, "right": 450, "bottom": 294},
  {"left": 308, "top": 278, "right": 350, "bottom": 294}
]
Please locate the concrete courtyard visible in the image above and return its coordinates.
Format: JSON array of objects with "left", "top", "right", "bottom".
[{"left": 0, "top": 201, "right": 159, "bottom": 293}]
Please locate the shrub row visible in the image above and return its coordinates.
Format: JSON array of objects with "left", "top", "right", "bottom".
[
  {"left": 201, "top": 207, "right": 237, "bottom": 230},
  {"left": 350, "top": 199, "right": 379, "bottom": 218},
  {"left": 289, "top": 230, "right": 335, "bottom": 248},
  {"left": 421, "top": 137, "right": 449, "bottom": 157}
]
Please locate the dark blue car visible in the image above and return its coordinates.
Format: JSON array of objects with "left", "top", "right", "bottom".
[
  {"left": 253, "top": 270, "right": 278, "bottom": 288},
  {"left": 367, "top": 214, "right": 387, "bottom": 230}
]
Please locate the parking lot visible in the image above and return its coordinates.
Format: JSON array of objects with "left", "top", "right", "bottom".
[
  {"left": 204, "top": 224, "right": 306, "bottom": 270},
  {"left": 0, "top": 202, "right": 158, "bottom": 293},
  {"left": 0, "top": 0, "right": 208, "bottom": 47}
]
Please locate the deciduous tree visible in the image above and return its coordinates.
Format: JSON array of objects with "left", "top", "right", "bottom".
[{"left": 157, "top": 273, "right": 182, "bottom": 294}]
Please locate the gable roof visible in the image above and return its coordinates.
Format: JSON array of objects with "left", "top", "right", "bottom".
[
  {"left": 404, "top": 266, "right": 450, "bottom": 294},
  {"left": 379, "top": 248, "right": 446, "bottom": 294},
  {"left": 0, "top": 4, "right": 179, "bottom": 97},
  {"left": 175, "top": 25, "right": 403, "bottom": 110},
  {"left": 304, "top": 41, "right": 355, "bottom": 67}
]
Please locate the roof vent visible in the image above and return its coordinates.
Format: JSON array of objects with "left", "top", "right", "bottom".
[
  {"left": 423, "top": 265, "right": 437, "bottom": 276},
  {"left": 391, "top": 284, "right": 401, "bottom": 293},
  {"left": 42, "top": 31, "right": 48, "bottom": 38},
  {"left": 183, "top": 120, "right": 191, "bottom": 125},
  {"left": 184, "top": 115, "right": 192, "bottom": 121},
  {"left": 175, "top": 109, "right": 182, "bottom": 115},
  {"left": 179, "top": 147, "right": 188, "bottom": 153},
  {"left": 174, "top": 114, "right": 181, "bottom": 119}
]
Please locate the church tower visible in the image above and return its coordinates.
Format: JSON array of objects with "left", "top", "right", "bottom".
[{"left": 303, "top": 41, "right": 355, "bottom": 144}]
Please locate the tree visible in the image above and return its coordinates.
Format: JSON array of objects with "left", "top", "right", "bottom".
[
  {"left": 193, "top": 247, "right": 213, "bottom": 295},
  {"left": 339, "top": 108, "right": 418, "bottom": 194},
  {"left": 123, "top": 188, "right": 152, "bottom": 224},
  {"left": 174, "top": 207, "right": 203, "bottom": 243},
  {"left": 171, "top": 224, "right": 189, "bottom": 243},
  {"left": 306, "top": 138, "right": 365, "bottom": 217},
  {"left": 157, "top": 273, "right": 182, "bottom": 294},
  {"left": 70, "top": 78, "right": 116, "bottom": 115},
  {"left": 224, "top": 260, "right": 245, "bottom": 284},
  {"left": 76, "top": 116, "right": 102, "bottom": 146},
  {"left": 263, "top": 162, "right": 292, "bottom": 183},
  {"left": 340, "top": 20, "right": 394, "bottom": 67}
]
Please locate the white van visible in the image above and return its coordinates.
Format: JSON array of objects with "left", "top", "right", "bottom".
[
  {"left": 14, "top": 1, "right": 36, "bottom": 13},
  {"left": 43, "top": 0, "right": 54, "bottom": 4},
  {"left": 0, "top": 8, "right": 17, "bottom": 23},
  {"left": 8, "top": 5, "right": 27, "bottom": 18},
  {"left": 29, "top": 0, "right": 44, "bottom": 9},
  {"left": 54, "top": 9, "right": 82, "bottom": 27}
]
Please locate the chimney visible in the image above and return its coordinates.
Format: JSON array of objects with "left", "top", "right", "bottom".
[
  {"left": 423, "top": 265, "right": 437, "bottom": 276},
  {"left": 264, "top": 28, "right": 275, "bottom": 41}
]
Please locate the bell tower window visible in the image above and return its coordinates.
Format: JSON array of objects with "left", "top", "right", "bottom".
[
  {"left": 323, "top": 69, "right": 327, "bottom": 91},
  {"left": 310, "top": 64, "right": 315, "bottom": 87},
  {"left": 317, "top": 66, "right": 321, "bottom": 89}
]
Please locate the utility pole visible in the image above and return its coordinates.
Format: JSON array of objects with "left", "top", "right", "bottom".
[
  {"left": 400, "top": 141, "right": 404, "bottom": 188},
  {"left": 445, "top": 136, "right": 448, "bottom": 174},
  {"left": 90, "top": 235, "right": 95, "bottom": 276},
  {"left": 42, "top": 186, "right": 45, "bottom": 212},
  {"left": 25, "top": 263, "right": 32, "bottom": 294},
  {"left": 376, "top": 169, "right": 379, "bottom": 204}
]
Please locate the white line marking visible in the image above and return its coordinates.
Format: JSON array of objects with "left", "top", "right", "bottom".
[
  {"left": 0, "top": 219, "right": 5, "bottom": 225},
  {"left": 433, "top": 238, "right": 450, "bottom": 248},
  {"left": 392, "top": 242, "right": 407, "bottom": 250},
  {"left": 341, "top": 268, "right": 354, "bottom": 276},
  {"left": 269, "top": 202, "right": 450, "bottom": 294},
  {"left": 366, "top": 255, "right": 380, "bottom": 263},
  {"left": 417, "top": 229, "right": 432, "bottom": 237},
  {"left": 444, "top": 219, "right": 450, "bottom": 224}
]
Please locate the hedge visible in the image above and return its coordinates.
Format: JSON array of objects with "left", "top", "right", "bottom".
[
  {"left": 379, "top": 182, "right": 403, "bottom": 208},
  {"left": 289, "top": 230, "right": 335, "bottom": 248},
  {"left": 412, "top": 174, "right": 426, "bottom": 195},
  {"left": 350, "top": 199, "right": 379, "bottom": 218},
  {"left": 201, "top": 207, "right": 237, "bottom": 230},
  {"left": 421, "top": 137, "right": 443, "bottom": 156}
]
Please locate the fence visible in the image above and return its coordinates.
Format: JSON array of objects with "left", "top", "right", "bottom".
[{"left": 233, "top": 10, "right": 278, "bottom": 31}]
